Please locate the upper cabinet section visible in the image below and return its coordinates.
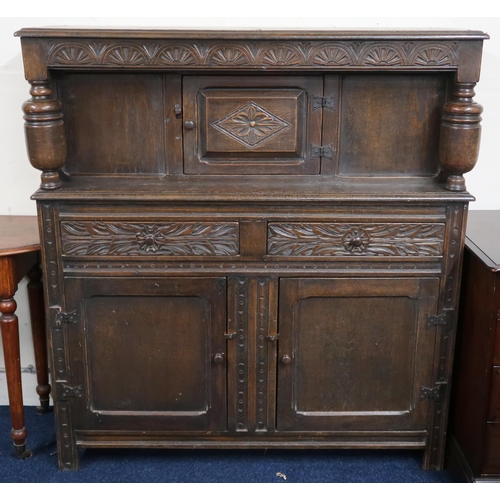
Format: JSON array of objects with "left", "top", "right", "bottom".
[{"left": 16, "top": 28, "right": 488, "bottom": 192}]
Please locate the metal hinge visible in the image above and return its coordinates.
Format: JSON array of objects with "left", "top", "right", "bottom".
[
  {"left": 312, "top": 96, "right": 335, "bottom": 110},
  {"left": 55, "top": 310, "right": 78, "bottom": 327},
  {"left": 58, "top": 384, "right": 83, "bottom": 400},
  {"left": 224, "top": 330, "right": 237, "bottom": 340},
  {"left": 311, "top": 144, "right": 333, "bottom": 159},
  {"left": 420, "top": 382, "right": 447, "bottom": 402},
  {"left": 426, "top": 311, "right": 452, "bottom": 328}
]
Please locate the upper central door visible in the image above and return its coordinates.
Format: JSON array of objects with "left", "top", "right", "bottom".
[{"left": 183, "top": 76, "right": 324, "bottom": 174}]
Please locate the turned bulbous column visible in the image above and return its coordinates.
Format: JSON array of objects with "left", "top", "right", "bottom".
[
  {"left": 23, "top": 81, "right": 67, "bottom": 190},
  {"left": 439, "top": 82, "right": 483, "bottom": 192}
]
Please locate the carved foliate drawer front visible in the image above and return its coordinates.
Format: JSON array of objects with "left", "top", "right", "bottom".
[
  {"left": 60, "top": 221, "right": 239, "bottom": 257},
  {"left": 267, "top": 222, "right": 445, "bottom": 257},
  {"left": 183, "top": 76, "right": 324, "bottom": 174}
]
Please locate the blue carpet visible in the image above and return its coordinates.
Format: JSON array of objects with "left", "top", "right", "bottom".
[{"left": 0, "top": 406, "right": 453, "bottom": 482}]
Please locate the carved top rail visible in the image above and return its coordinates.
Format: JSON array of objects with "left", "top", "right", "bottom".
[{"left": 15, "top": 29, "right": 488, "bottom": 81}]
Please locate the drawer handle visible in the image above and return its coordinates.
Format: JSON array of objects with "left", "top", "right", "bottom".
[
  {"left": 349, "top": 236, "right": 363, "bottom": 247},
  {"left": 213, "top": 353, "right": 225, "bottom": 364},
  {"left": 184, "top": 120, "right": 195, "bottom": 130},
  {"left": 281, "top": 354, "right": 292, "bottom": 365}
]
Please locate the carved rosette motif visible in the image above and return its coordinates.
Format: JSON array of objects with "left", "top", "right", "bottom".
[
  {"left": 60, "top": 221, "right": 239, "bottom": 256},
  {"left": 267, "top": 223, "right": 445, "bottom": 257},
  {"left": 47, "top": 40, "right": 458, "bottom": 68},
  {"left": 211, "top": 101, "right": 291, "bottom": 148},
  {"left": 341, "top": 228, "right": 371, "bottom": 253}
]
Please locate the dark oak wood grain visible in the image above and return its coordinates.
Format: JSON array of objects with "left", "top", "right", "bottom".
[
  {"left": 339, "top": 75, "right": 446, "bottom": 176},
  {"left": 447, "top": 210, "right": 500, "bottom": 482},
  {"left": 15, "top": 28, "right": 487, "bottom": 472},
  {"left": 59, "top": 73, "right": 166, "bottom": 176}
]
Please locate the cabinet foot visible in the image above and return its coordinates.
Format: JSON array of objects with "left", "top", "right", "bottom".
[
  {"left": 35, "top": 399, "right": 51, "bottom": 415},
  {"left": 14, "top": 443, "right": 33, "bottom": 459}
]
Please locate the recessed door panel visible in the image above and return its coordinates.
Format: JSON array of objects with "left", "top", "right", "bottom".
[
  {"left": 183, "top": 76, "right": 323, "bottom": 174},
  {"left": 64, "top": 277, "right": 227, "bottom": 432},
  {"left": 277, "top": 278, "right": 439, "bottom": 432}
]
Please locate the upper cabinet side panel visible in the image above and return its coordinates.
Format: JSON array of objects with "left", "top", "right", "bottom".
[
  {"left": 58, "top": 72, "right": 166, "bottom": 175},
  {"left": 338, "top": 74, "right": 448, "bottom": 177}
]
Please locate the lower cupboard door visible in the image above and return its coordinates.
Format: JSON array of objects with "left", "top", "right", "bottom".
[
  {"left": 62, "top": 277, "right": 227, "bottom": 432},
  {"left": 276, "top": 277, "right": 440, "bottom": 432}
]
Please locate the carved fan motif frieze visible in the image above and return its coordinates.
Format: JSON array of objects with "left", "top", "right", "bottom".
[
  {"left": 156, "top": 46, "right": 198, "bottom": 65},
  {"left": 260, "top": 46, "right": 303, "bottom": 66},
  {"left": 60, "top": 221, "right": 239, "bottom": 256},
  {"left": 47, "top": 40, "right": 458, "bottom": 68},
  {"left": 211, "top": 102, "right": 292, "bottom": 148},
  {"left": 208, "top": 45, "right": 251, "bottom": 66},
  {"left": 411, "top": 44, "right": 455, "bottom": 66},
  {"left": 50, "top": 43, "right": 95, "bottom": 65},
  {"left": 267, "top": 223, "right": 446, "bottom": 257},
  {"left": 311, "top": 45, "right": 353, "bottom": 66},
  {"left": 360, "top": 44, "right": 406, "bottom": 66},
  {"left": 101, "top": 44, "right": 149, "bottom": 65}
]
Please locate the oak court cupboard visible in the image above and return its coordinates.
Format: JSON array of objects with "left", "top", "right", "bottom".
[{"left": 14, "top": 27, "right": 487, "bottom": 471}]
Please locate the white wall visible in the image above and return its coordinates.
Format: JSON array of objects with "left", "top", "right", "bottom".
[{"left": 1, "top": 16, "right": 499, "bottom": 405}]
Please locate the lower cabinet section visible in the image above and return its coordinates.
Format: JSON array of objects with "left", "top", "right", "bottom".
[{"left": 57, "top": 274, "right": 440, "bottom": 458}]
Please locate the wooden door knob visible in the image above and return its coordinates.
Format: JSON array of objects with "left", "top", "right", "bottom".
[
  {"left": 281, "top": 354, "right": 292, "bottom": 365},
  {"left": 184, "top": 120, "right": 195, "bottom": 130}
]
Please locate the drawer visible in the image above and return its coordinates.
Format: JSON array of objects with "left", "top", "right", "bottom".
[
  {"left": 483, "top": 424, "right": 500, "bottom": 475},
  {"left": 267, "top": 221, "right": 445, "bottom": 258},
  {"left": 60, "top": 220, "right": 240, "bottom": 257},
  {"left": 488, "top": 367, "right": 500, "bottom": 422},
  {"left": 493, "top": 309, "right": 500, "bottom": 366},
  {"left": 59, "top": 217, "right": 447, "bottom": 261}
]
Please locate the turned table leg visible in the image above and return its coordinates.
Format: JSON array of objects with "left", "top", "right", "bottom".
[
  {"left": 27, "top": 260, "right": 50, "bottom": 414},
  {"left": 0, "top": 293, "right": 32, "bottom": 458}
]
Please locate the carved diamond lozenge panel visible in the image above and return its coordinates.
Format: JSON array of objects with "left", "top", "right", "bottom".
[{"left": 211, "top": 101, "right": 292, "bottom": 149}]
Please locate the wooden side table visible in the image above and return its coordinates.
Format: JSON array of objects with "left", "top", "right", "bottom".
[
  {"left": 447, "top": 210, "right": 500, "bottom": 482},
  {"left": 0, "top": 215, "right": 50, "bottom": 458}
]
